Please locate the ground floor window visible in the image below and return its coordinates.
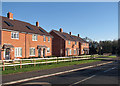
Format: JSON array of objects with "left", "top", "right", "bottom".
[
  {"left": 74, "top": 49, "right": 76, "bottom": 54},
  {"left": 69, "top": 49, "right": 71, "bottom": 55},
  {"left": 47, "top": 48, "right": 50, "bottom": 53},
  {"left": 15, "top": 47, "right": 22, "bottom": 57},
  {"left": 30, "top": 48, "right": 35, "bottom": 56}
]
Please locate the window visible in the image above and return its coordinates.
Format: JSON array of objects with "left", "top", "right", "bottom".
[
  {"left": 68, "top": 41, "right": 71, "bottom": 45},
  {"left": 43, "top": 36, "right": 46, "bottom": 42},
  {"left": 48, "top": 37, "right": 50, "bottom": 42},
  {"left": 26, "top": 26, "right": 34, "bottom": 30},
  {"left": 47, "top": 48, "right": 50, "bottom": 53},
  {"left": 74, "top": 49, "right": 76, "bottom": 54},
  {"left": 75, "top": 41, "right": 77, "bottom": 45},
  {"left": 4, "top": 21, "right": 13, "bottom": 27},
  {"left": 11, "top": 32, "right": 19, "bottom": 39},
  {"left": 39, "top": 28, "right": 45, "bottom": 33},
  {"left": 15, "top": 47, "right": 22, "bottom": 57},
  {"left": 32, "top": 34, "right": 37, "bottom": 41},
  {"left": 69, "top": 49, "right": 71, "bottom": 55},
  {"left": 30, "top": 48, "right": 35, "bottom": 56}
]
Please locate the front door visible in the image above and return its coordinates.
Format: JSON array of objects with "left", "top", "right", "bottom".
[
  {"left": 38, "top": 48, "right": 41, "bottom": 57},
  {"left": 5, "top": 48, "right": 10, "bottom": 60},
  {"left": 43, "top": 48, "right": 45, "bottom": 57},
  {"left": 66, "top": 50, "right": 68, "bottom": 56}
]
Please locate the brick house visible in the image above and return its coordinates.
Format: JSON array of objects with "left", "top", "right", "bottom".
[
  {"left": 0, "top": 12, "right": 52, "bottom": 60},
  {"left": 50, "top": 28, "right": 89, "bottom": 57}
]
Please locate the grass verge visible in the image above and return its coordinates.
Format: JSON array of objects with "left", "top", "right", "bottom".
[{"left": 2, "top": 59, "right": 102, "bottom": 75}]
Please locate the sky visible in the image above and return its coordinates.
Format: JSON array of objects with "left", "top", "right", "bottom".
[{"left": 2, "top": 2, "right": 118, "bottom": 42}]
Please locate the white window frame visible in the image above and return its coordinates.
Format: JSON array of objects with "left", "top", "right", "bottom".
[
  {"left": 29, "top": 47, "right": 35, "bottom": 56},
  {"left": 43, "top": 35, "right": 46, "bottom": 42},
  {"left": 15, "top": 47, "right": 22, "bottom": 57},
  {"left": 11, "top": 31, "right": 19, "bottom": 39},
  {"left": 69, "top": 49, "right": 71, "bottom": 55},
  {"left": 47, "top": 48, "right": 50, "bottom": 53},
  {"left": 32, "top": 34, "right": 38, "bottom": 41},
  {"left": 68, "top": 41, "right": 71, "bottom": 45},
  {"left": 48, "top": 37, "right": 50, "bottom": 42}
]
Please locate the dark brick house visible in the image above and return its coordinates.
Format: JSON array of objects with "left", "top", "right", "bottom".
[{"left": 50, "top": 28, "right": 89, "bottom": 57}]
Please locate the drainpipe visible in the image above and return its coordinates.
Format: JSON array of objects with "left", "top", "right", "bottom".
[{"left": 25, "top": 32, "right": 27, "bottom": 58}]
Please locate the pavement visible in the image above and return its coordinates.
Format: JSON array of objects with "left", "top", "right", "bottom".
[{"left": 2, "top": 57, "right": 120, "bottom": 86}]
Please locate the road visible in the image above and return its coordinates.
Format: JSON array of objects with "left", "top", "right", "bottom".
[{"left": 3, "top": 57, "right": 120, "bottom": 86}]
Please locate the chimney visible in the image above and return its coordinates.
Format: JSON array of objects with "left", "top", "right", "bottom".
[
  {"left": 69, "top": 32, "right": 72, "bottom": 35},
  {"left": 36, "top": 21, "right": 39, "bottom": 27},
  {"left": 7, "top": 12, "right": 13, "bottom": 20},
  {"left": 78, "top": 34, "right": 80, "bottom": 37},
  {"left": 59, "top": 28, "right": 63, "bottom": 32}
]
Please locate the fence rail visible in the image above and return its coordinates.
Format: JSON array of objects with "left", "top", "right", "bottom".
[{"left": 0, "top": 55, "right": 98, "bottom": 71}]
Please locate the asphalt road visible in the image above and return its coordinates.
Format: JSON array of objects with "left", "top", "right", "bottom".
[{"left": 4, "top": 58, "right": 119, "bottom": 86}]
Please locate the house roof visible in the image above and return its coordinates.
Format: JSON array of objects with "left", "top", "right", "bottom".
[
  {"left": 51, "top": 30, "right": 88, "bottom": 43},
  {"left": 1, "top": 16, "right": 52, "bottom": 37}
]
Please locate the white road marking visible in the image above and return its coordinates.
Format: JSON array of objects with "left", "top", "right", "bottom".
[
  {"left": 2, "top": 61, "right": 113, "bottom": 85},
  {"left": 69, "top": 75, "right": 96, "bottom": 86},
  {"left": 104, "top": 67, "right": 117, "bottom": 72}
]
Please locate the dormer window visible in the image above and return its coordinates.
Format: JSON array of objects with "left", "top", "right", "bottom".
[
  {"left": 11, "top": 32, "right": 19, "bottom": 39},
  {"left": 32, "top": 34, "right": 37, "bottom": 41}
]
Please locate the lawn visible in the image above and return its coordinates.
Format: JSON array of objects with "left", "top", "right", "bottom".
[{"left": 2, "top": 59, "right": 102, "bottom": 75}]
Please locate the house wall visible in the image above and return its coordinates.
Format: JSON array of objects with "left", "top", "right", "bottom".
[
  {"left": 80, "top": 43, "right": 89, "bottom": 54},
  {"left": 65, "top": 40, "right": 79, "bottom": 56},
  {"left": 50, "top": 31, "right": 65, "bottom": 57},
  {"left": 1, "top": 30, "right": 52, "bottom": 60},
  {"left": 0, "top": 29, "right": 1, "bottom": 60}
]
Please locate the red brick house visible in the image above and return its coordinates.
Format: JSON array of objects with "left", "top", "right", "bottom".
[
  {"left": 0, "top": 12, "right": 52, "bottom": 60},
  {"left": 50, "top": 28, "right": 89, "bottom": 57}
]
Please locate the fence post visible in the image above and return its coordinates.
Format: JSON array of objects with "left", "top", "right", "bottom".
[
  {"left": 71, "top": 56, "right": 72, "bottom": 62},
  {"left": 2, "top": 61, "right": 5, "bottom": 71},
  {"left": 57, "top": 57, "right": 58, "bottom": 63},
  {"left": 34, "top": 59, "right": 36, "bottom": 67},
  {"left": 20, "top": 60, "right": 22, "bottom": 68}
]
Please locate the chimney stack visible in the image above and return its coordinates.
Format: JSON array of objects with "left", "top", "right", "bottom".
[
  {"left": 7, "top": 12, "right": 13, "bottom": 20},
  {"left": 59, "top": 28, "right": 63, "bottom": 32},
  {"left": 69, "top": 32, "right": 72, "bottom": 35},
  {"left": 78, "top": 34, "right": 80, "bottom": 37},
  {"left": 36, "top": 21, "right": 39, "bottom": 27}
]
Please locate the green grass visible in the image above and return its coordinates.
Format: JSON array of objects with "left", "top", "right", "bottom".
[
  {"left": 99, "top": 55, "right": 117, "bottom": 58},
  {"left": 2, "top": 59, "right": 102, "bottom": 75}
]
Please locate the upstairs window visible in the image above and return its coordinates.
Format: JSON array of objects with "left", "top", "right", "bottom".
[
  {"left": 75, "top": 41, "right": 77, "bottom": 45},
  {"left": 32, "top": 34, "right": 37, "bottom": 41},
  {"left": 48, "top": 37, "right": 50, "bottom": 42},
  {"left": 11, "top": 32, "right": 19, "bottom": 39},
  {"left": 43, "top": 36, "right": 46, "bottom": 42},
  {"left": 68, "top": 41, "right": 71, "bottom": 45}
]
